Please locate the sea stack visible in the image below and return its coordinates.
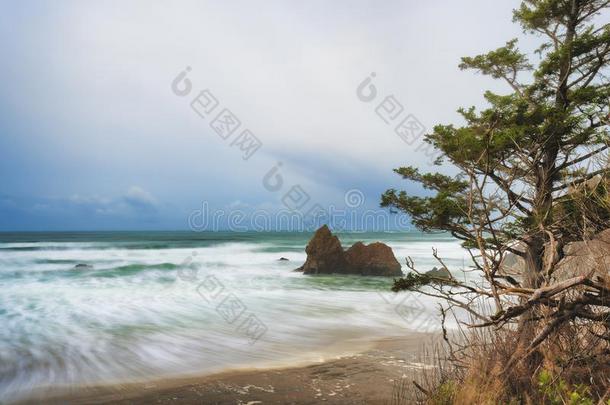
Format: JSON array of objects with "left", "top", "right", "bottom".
[{"left": 296, "top": 225, "right": 403, "bottom": 277}]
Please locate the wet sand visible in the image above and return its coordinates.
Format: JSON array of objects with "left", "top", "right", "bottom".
[{"left": 18, "top": 332, "right": 439, "bottom": 405}]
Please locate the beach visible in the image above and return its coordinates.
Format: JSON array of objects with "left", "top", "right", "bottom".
[{"left": 18, "top": 333, "right": 437, "bottom": 404}]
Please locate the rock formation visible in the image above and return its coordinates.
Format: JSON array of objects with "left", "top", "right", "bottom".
[
  {"left": 344, "top": 241, "right": 402, "bottom": 276},
  {"left": 296, "top": 225, "right": 403, "bottom": 277},
  {"left": 500, "top": 228, "right": 610, "bottom": 282},
  {"left": 552, "top": 228, "right": 610, "bottom": 280},
  {"left": 296, "top": 225, "right": 350, "bottom": 274},
  {"left": 425, "top": 266, "right": 451, "bottom": 279}
]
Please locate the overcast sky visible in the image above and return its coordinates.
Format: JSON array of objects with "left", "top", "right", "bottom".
[{"left": 0, "top": 0, "right": 537, "bottom": 231}]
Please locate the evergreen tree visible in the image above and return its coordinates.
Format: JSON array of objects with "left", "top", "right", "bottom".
[{"left": 383, "top": 0, "right": 610, "bottom": 373}]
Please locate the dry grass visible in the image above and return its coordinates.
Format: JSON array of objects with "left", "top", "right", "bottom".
[{"left": 393, "top": 319, "right": 610, "bottom": 404}]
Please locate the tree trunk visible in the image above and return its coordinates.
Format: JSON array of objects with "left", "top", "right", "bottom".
[{"left": 514, "top": 2, "right": 578, "bottom": 369}]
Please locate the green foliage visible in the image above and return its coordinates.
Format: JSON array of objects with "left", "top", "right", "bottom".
[
  {"left": 380, "top": 167, "right": 486, "bottom": 244},
  {"left": 391, "top": 272, "right": 434, "bottom": 292},
  {"left": 554, "top": 177, "right": 610, "bottom": 239},
  {"left": 392, "top": 270, "right": 457, "bottom": 292},
  {"left": 513, "top": 0, "right": 574, "bottom": 32},
  {"left": 459, "top": 39, "right": 532, "bottom": 79},
  {"left": 537, "top": 369, "right": 596, "bottom": 405},
  {"left": 382, "top": 0, "right": 610, "bottom": 249},
  {"left": 428, "top": 380, "right": 457, "bottom": 405}
]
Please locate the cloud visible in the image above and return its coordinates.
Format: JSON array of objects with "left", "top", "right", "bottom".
[
  {"left": 68, "top": 194, "right": 112, "bottom": 206},
  {"left": 0, "top": 186, "right": 164, "bottom": 231},
  {"left": 123, "top": 186, "right": 157, "bottom": 209},
  {"left": 0, "top": 0, "right": 534, "bottom": 230},
  {"left": 0, "top": 194, "right": 15, "bottom": 207}
]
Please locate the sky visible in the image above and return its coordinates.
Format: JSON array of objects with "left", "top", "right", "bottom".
[{"left": 0, "top": 0, "right": 538, "bottom": 231}]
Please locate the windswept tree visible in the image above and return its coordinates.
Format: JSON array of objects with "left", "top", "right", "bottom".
[{"left": 382, "top": 0, "right": 610, "bottom": 391}]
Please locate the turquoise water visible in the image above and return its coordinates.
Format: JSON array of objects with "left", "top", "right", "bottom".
[{"left": 0, "top": 231, "right": 465, "bottom": 401}]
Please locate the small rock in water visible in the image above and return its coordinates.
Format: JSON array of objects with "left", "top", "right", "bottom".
[
  {"left": 425, "top": 266, "right": 451, "bottom": 279},
  {"left": 278, "top": 257, "right": 289, "bottom": 261},
  {"left": 73, "top": 263, "right": 93, "bottom": 270}
]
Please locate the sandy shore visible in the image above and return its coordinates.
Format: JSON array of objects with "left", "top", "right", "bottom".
[{"left": 16, "top": 332, "right": 439, "bottom": 405}]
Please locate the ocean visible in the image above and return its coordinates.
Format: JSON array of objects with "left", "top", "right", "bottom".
[{"left": 0, "top": 230, "right": 466, "bottom": 401}]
